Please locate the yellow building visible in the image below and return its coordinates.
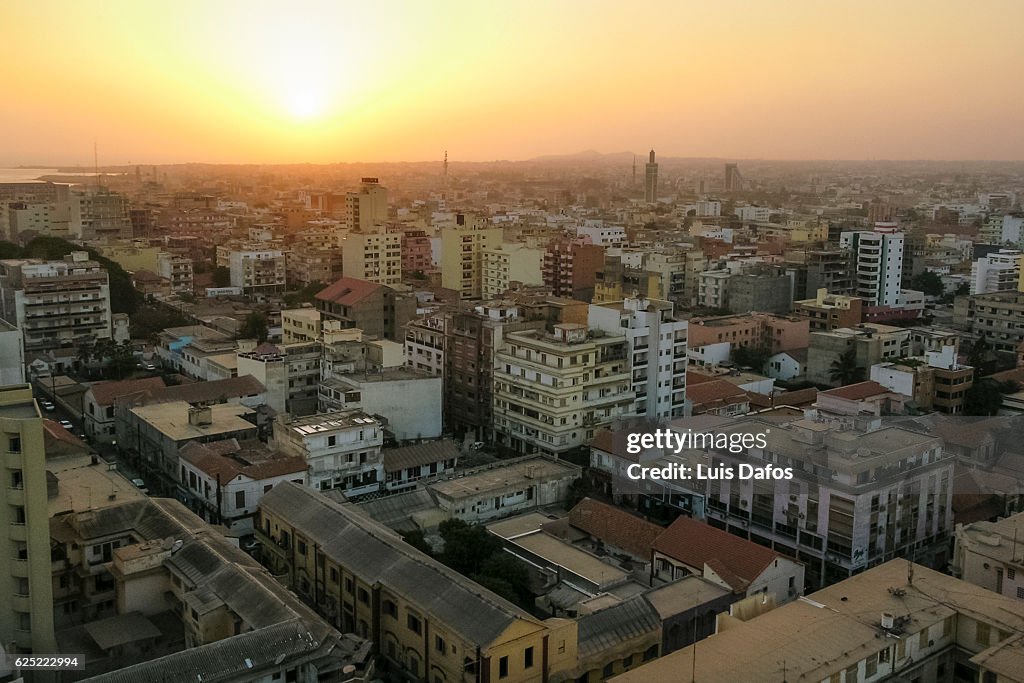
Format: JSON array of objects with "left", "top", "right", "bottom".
[
  {"left": 0, "top": 384, "right": 56, "bottom": 654},
  {"left": 91, "top": 239, "right": 162, "bottom": 273},
  {"left": 441, "top": 213, "right": 503, "bottom": 298},
  {"left": 257, "top": 482, "right": 580, "bottom": 683},
  {"left": 482, "top": 244, "right": 545, "bottom": 299},
  {"left": 281, "top": 306, "right": 322, "bottom": 344},
  {"left": 343, "top": 230, "right": 403, "bottom": 286}
]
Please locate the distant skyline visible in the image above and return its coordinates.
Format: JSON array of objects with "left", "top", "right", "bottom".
[{"left": 3, "top": 0, "right": 1023, "bottom": 166}]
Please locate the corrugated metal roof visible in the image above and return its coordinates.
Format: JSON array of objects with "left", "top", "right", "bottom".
[{"left": 576, "top": 597, "right": 660, "bottom": 657}]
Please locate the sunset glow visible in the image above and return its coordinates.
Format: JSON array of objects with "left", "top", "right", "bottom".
[{"left": 2, "top": 0, "right": 1023, "bottom": 165}]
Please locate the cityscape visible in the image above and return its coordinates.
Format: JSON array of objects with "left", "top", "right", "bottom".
[{"left": 3, "top": 2, "right": 1024, "bottom": 683}]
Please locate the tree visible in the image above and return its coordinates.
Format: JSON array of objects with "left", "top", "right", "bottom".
[
  {"left": 438, "top": 519, "right": 501, "bottom": 576},
  {"left": 106, "top": 340, "right": 136, "bottom": 379},
  {"left": 401, "top": 529, "right": 433, "bottom": 556},
  {"left": 909, "top": 271, "right": 944, "bottom": 297},
  {"left": 733, "top": 341, "right": 772, "bottom": 371},
  {"left": 967, "top": 335, "right": 991, "bottom": 372},
  {"left": 964, "top": 379, "right": 1006, "bottom": 416},
  {"left": 212, "top": 266, "right": 231, "bottom": 288},
  {"left": 829, "top": 347, "right": 864, "bottom": 386},
  {"left": 238, "top": 313, "right": 269, "bottom": 343}
]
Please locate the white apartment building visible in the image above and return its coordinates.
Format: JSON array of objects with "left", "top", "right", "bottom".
[
  {"left": 840, "top": 223, "right": 904, "bottom": 306},
  {"left": 480, "top": 244, "right": 544, "bottom": 299},
  {"left": 271, "top": 410, "right": 384, "bottom": 496},
  {"left": 237, "top": 342, "right": 321, "bottom": 416},
  {"left": 0, "top": 252, "right": 113, "bottom": 355},
  {"left": 493, "top": 323, "right": 633, "bottom": 457},
  {"left": 157, "top": 251, "right": 194, "bottom": 294},
  {"left": 588, "top": 297, "right": 688, "bottom": 419},
  {"left": 229, "top": 248, "right": 286, "bottom": 294},
  {"left": 576, "top": 222, "right": 626, "bottom": 247},
  {"left": 971, "top": 249, "right": 1022, "bottom": 295},
  {"left": 404, "top": 314, "right": 445, "bottom": 377}
]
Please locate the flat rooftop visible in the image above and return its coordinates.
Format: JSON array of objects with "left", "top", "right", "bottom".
[
  {"left": 510, "top": 531, "right": 629, "bottom": 589},
  {"left": 130, "top": 402, "right": 256, "bottom": 441},
  {"left": 430, "top": 456, "right": 580, "bottom": 500},
  {"left": 283, "top": 409, "right": 378, "bottom": 433},
  {"left": 47, "top": 454, "right": 144, "bottom": 516}
]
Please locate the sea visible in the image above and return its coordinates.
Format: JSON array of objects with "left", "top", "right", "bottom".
[{"left": 0, "top": 168, "right": 62, "bottom": 182}]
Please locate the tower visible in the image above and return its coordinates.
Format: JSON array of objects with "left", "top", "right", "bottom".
[
  {"left": 644, "top": 149, "right": 658, "bottom": 203},
  {"left": 724, "top": 163, "right": 743, "bottom": 192}
]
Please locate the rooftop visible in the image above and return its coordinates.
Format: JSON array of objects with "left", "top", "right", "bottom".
[
  {"left": 130, "top": 401, "right": 257, "bottom": 441},
  {"left": 429, "top": 455, "right": 580, "bottom": 500},
  {"left": 567, "top": 498, "right": 663, "bottom": 559},
  {"left": 315, "top": 276, "right": 382, "bottom": 306}
]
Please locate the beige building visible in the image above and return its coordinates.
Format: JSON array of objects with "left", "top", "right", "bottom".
[
  {"left": 481, "top": 244, "right": 544, "bottom": 299},
  {"left": 91, "top": 240, "right": 161, "bottom": 273},
  {"left": 257, "top": 482, "right": 579, "bottom": 683},
  {"left": 281, "top": 306, "right": 322, "bottom": 343},
  {"left": 156, "top": 251, "right": 194, "bottom": 294},
  {"left": 345, "top": 177, "right": 389, "bottom": 232},
  {"left": 228, "top": 247, "right": 286, "bottom": 294},
  {"left": 342, "top": 230, "right": 402, "bottom": 286},
  {"left": 0, "top": 385, "right": 57, "bottom": 655},
  {"left": 493, "top": 323, "right": 633, "bottom": 457},
  {"left": 441, "top": 213, "right": 503, "bottom": 298}
]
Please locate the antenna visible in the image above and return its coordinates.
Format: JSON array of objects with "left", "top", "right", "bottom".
[
  {"left": 907, "top": 559, "right": 914, "bottom": 586},
  {"left": 94, "top": 140, "right": 100, "bottom": 188}
]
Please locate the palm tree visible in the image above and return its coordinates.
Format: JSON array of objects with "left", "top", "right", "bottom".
[{"left": 829, "top": 347, "right": 864, "bottom": 386}]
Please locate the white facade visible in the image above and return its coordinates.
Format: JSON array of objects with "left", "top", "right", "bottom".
[
  {"left": 404, "top": 315, "right": 445, "bottom": 377},
  {"left": 765, "top": 351, "right": 804, "bottom": 381},
  {"left": 319, "top": 370, "right": 443, "bottom": 440},
  {"left": 970, "top": 249, "right": 1022, "bottom": 295},
  {"left": 229, "top": 249, "right": 286, "bottom": 293},
  {"left": 840, "top": 223, "right": 904, "bottom": 307},
  {"left": 576, "top": 223, "right": 626, "bottom": 247},
  {"left": 271, "top": 411, "right": 384, "bottom": 496},
  {"left": 157, "top": 252, "right": 194, "bottom": 293}
]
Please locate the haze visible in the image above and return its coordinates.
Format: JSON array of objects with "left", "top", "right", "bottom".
[{"left": 3, "top": 0, "right": 1022, "bottom": 166}]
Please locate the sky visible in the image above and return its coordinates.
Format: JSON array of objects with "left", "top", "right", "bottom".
[{"left": 2, "top": 0, "right": 1022, "bottom": 166}]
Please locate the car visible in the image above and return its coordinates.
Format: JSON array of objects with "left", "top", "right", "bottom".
[
  {"left": 143, "top": 364, "right": 157, "bottom": 371},
  {"left": 41, "top": 401, "right": 55, "bottom": 412},
  {"left": 470, "top": 441, "right": 486, "bottom": 450},
  {"left": 59, "top": 420, "right": 74, "bottom": 430},
  {"left": 131, "top": 478, "right": 150, "bottom": 494}
]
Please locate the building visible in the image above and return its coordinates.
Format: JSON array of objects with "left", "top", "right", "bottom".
[
  {"left": 343, "top": 229, "right": 402, "bottom": 286},
  {"left": 281, "top": 306, "right": 322, "bottom": 344},
  {"left": 319, "top": 367, "right": 443, "bottom": 441},
  {"left": 840, "top": 222, "right": 905, "bottom": 306},
  {"left": 644, "top": 150, "right": 658, "bottom": 203},
  {"left": 543, "top": 237, "right": 605, "bottom": 301},
  {"left": 401, "top": 228, "right": 435, "bottom": 276},
  {"left": 723, "top": 163, "right": 741, "bottom": 192},
  {"left": 652, "top": 516, "right": 804, "bottom": 615},
  {"left": 440, "top": 212, "right": 503, "bottom": 298},
  {"left": 314, "top": 276, "right": 416, "bottom": 342},
  {"left": 0, "top": 384, "right": 57, "bottom": 655},
  {"left": 0, "top": 251, "right": 114, "bottom": 356},
  {"left": 806, "top": 324, "right": 911, "bottom": 386},
  {"left": 793, "top": 289, "right": 865, "bottom": 331},
  {"left": 83, "top": 376, "right": 167, "bottom": 443},
  {"left": 687, "top": 312, "right": 808, "bottom": 358},
  {"left": 481, "top": 244, "right": 544, "bottom": 299},
  {"left": 783, "top": 247, "right": 854, "bottom": 299},
  {"left": 71, "top": 187, "right": 132, "bottom": 240},
  {"left": 176, "top": 439, "right": 307, "bottom": 534},
  {"left": 345, "top": 177, "right": 388, "bottom": 232},
  {"left": 155, "top": 325, "right": 243, "bottom": 378},
  {"left": 701, "top": 417, "right": 951, "bottom": 588},
  {"left": 971, "top": 248, "right": 1024, "bottom": 295},
  {"left": 644, "top": 249, "right": 707, "bottom": 308},
  {"left": 270, "top": 410, "right": 384, "bottom": 496},
  {"left": 611, "top": 559, "right": 1024, "bottom": 683},
  {"left": 237, "top": 341, "right": 321, "bottom": 416},
  {"left": 0, "top": 320, "right": 25, "bottom": 385},
  {"left": 493, "top": 323, "right": 633, "bottom": 457},
  {"left": 228, "top": 247, "right": 286, "bottom": 294},
  {"left": 285, "top": 247, "right": 340, "bottom": 287},
  {"left": 588, "top": 298, "right": 688, "bottom": 419},
  {"left": 430, "top": 454, "right": 582, "bottom": 523},
  {"left": 256, "top": 482, "right": 578, "bottom": 682},
  {"left": 381, "top": 440, "right": 459, "bottom": 492},
  {"left": 156, "top": 251, "right": 194, "bottom": 294},
  {"left": 725, "top": 269, "right": 793, "bottom": 315},
  {"left": 404, "top": 314, "right": 446, "bottom": 377}
]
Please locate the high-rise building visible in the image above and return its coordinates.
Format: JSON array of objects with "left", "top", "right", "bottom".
[
  {"left": 0, "top": 252, "right": 114, "bottom": 356},
  {"left": 342, "top": 230, "right": 402, "bottom": 286},
  {"left": 840, "top": 222, "right": 905, "bottom": 307},
  {"left": 71, "top": 187, "right": 132, "bottom": 240},
  {"left": 724, "top": 163, "right": 743, "bottom": 192},
  {"left": 588, "top": 297, "right": 688, "bottom": 419},
  {"left": 228, "top": 248, "right": 287, "bottom": 294},
  {"left": 481, "top": 244, "right": 544, "bottom": 299},
  {"left": 644, "top": 149, "right": 658, "bottom": 203},
  {"left": 970, "top": 248, "right": 1023, "bottom": 294},
  {"left": 542, "top": 236, "right": 605, "bottom": 301},
  {"left": 440, "top": 212, "right": 502, "bottom": 298},
  {"left": 0, "top": 384, "right": 57, "bottom": 655},
  {"left": 345, "top": 177, "right": 388, "bottom": 233}
]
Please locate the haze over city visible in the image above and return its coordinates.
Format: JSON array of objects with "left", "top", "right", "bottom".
[{"left": 3, "top": 0, "right": 1024, "bottom": 165}]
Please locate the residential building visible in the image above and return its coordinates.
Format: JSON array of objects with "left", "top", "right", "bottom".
[
  {"left": 725, "top": 269, "right": 793, "bottom": 315},
  {"left": 971, "top": 248, "right": 1024, "bottom": 294},
  {"left": 543, "top": 236, "right": 605, "bottom": 301},
  {"left": 314, "top": 276, "right": 417, "bottom": 342},
  {"left": 493, "top": 323, "right": 633, "bottom": 457},
  {"left": 343, "top": 229, "right": 402, "bottom": 286},
  {"left": 687, "top": 312, "right": 808, "bottom": 357},
  {"left": 404, "top": 314, "right": 445, "bottom": 377},
  {"left": 270, "top": 410, "right": 384, "bottom": 496},
  {"left": 0, "top": 384, "right": 57, "bottom": 655},
  {"left": 155, "top": 325, "right": 244, "bottom": 379},
  {"left": 0, "top": 251, "right": 114, "bottom": 355},
  {"left": 401, "top": 228, "right": 435, "bottom": 276},
  {"left": 588, "top": 298, "right": 688, "bottom": 419},
  {"left": 701, "top": 417, "right": 951, "bottom": 588},
  {"left": 783, "top": 247, "right": 854, "bottom": 299},
  {"left": 792, "top": 289, "right": 865, "bottom": 331},
  {"left": 576, "top": 222, "right": 626, "bottom": 247},
  {"left": 645, "top": 249, "right": 707, "bottom": 308},
  {"left": 156, "top": 251, "right": 194, "bottom": 294},
  {"left": 685, "top": 375, "right": 750, "bottom": 416},
  {"left": 0, "top": 320, "right": 25, "bottom": 385},
  {"left": 345, "top": 177, "right": 388, "bottom": 232},
  {"left": 228, "top": 247, "right": 286, "bottom": 294},
  {"left": 176, "top": 439, "right": 307, "bottom": 534},
  {"left": 955, "top": 291, "right": 1024, "bottom": 353},
  {"left": 83, "top": 376, "right": 167, "bottom": 443},
  {"left": 256, "top": 482, "right": 578, "bottom": 683},
  {"left": 381, "top": 440, "right": 459, "bottom": 492},
  {"left": 652, "top": 516, "right": 804, "bottom": 615},
  {"left": 440, "top": 212, "right": 503, "bottom": 298},
  {"left": 814, "top": 380, "right": 909, "bottom": 417},
  {"left": 71, "top": 187, "right": 132, "bottom": 240},
  {"left": 806, "top": 324, "right": 911, "bottom": 386},
  {"left": 281, "top": 306, "right": 322, "bottom": 344},
  {"left": 237, "top": 341, "right": 321, "bottom": 416},
  {"left": 611, "top": 560, "right": 1024, "bottom": 683},
  {"left": 286, "top": 247, "right": 340, "bottom": 287},
  {"left": 840, "top": 222, "right": 905, "bottom": 306},
  {"left": 481, "top": 243, "right": 544, "bottom": 299},
  {"left": 319, "top": 367, "right": 443, "bottom": 441}
]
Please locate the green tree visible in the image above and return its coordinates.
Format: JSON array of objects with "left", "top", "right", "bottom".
[
  {"left": 401, "top": 529, "right": 433, "bottom": 556},
  {"left": 967, "top": 335, "right": 991, "bottom": 371},
  {"left": 828, "top": 347, "right": 864, "bottom": 386},
  {"left": 909, "top": 271, "right": 944, "bottom": 297},
  {"left": 733, "top": 342, "right": 773, "bottom": 371},
  {"left": 106, "top": 340, "right": 136, "bottom": 379},
  {"left": 964, "top": 378, "right": 1006, "bottom": 416},
  {"left": 438, "top": 519, "right": 501, "bottom": 576},
  {"left": 238, "top": 312, "right": 269, "bottom": 343}
]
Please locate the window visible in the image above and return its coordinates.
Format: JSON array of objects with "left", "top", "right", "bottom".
[
  {"left": 435, "top": 635, "right": 446, "bottom": 653},
  {"left": 7, "top": 434, "right": 21, "bottom": 453},
  {"left": 524, "top": 646, "right": 533, "bottom": 669},
  {"left": 499, "top": 656, "right": 509, "bottom": 679},
  {"left": 602, "top": 663, "right": 614, "bottom": 678},
  {"left": 623, "top": 655, "right": 633, "bottom": 668},
  {"left": 297, "top": 540, "right": 307, "bottom": 555},
  {"left": 235, "top": 490, "right": 246, "bottom": 509},
  {"left": 383, "top": 600, "right": 398, "bottom": 618},
  {"left": 407, "top": 613, "right": 421, "bottom": 634},
  {"left": 643, "top": 645, "right": 658, "bottom": 661},
  {"left": 330, "top": 568, "right": 339, "bottom": 584},
  {"left": 977, "top": 621, "right": 991, "bottom": 646},
  {"left": 357, "top": 588, "right": 369, "bottom": 605}
]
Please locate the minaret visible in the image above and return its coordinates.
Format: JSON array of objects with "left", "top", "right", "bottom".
[
  {"left": 632, "top": 155, "right": 637, "bottom": 187},
  {"left": 644, "top": 149, "right": 658, "bottom": 203},
  {"left": 443, "top": 150, "right": 449, "bottom": 200}
]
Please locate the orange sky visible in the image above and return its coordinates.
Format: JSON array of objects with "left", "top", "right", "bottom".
[{"left": 2, "top": 0, "right": 1022, "bottom": 165}]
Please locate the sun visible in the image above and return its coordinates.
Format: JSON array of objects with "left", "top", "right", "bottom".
[{"left": 285, "top": 86, "right": 326, "bottom": 121}]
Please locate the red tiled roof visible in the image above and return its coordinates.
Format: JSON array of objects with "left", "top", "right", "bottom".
[
  {"left": 87, "top": 377, "right": 167, "bottom": 407},
  {"left": 746, "top": 387, "right": 818, "bottom": 408},
  {"left": 567, "top": 498, "right": 663, "bottom": 559},
  {"left": 179, "top": 441, "right": 306, "bottom": 481},
  {"left": 653, "top": 516, "right": 785, "bottom": 592},
  {"left": 687, "top": 379, "right": 748, "bottom": 407},
  {"left": 315, "top": 277, "right": 381, "bottom": 306},
  {"left": 43, "top": 419, "right": 90, "bottom": 453},
  {"left": 820, "top": 380, "right": 890, "bottom": 401}
]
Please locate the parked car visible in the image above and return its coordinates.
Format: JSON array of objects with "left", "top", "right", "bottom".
[
  {"left": 41, "top": 400, "right": 55, "bottom": 412},
  {"left": 59, "top": 419, "right": 74, "bottom": 430}
]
